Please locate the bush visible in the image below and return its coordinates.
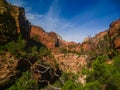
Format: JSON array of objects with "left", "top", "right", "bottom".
[
  {"left": 85, "top": 55, "right": 120, "bottom": 90},
  {"left": 85, "top": 80, "right": 101, "bottom": 90},
  {"left": 7, "top": 71, "right": 38, "bottom": 90},
  {"left": 39, "top": 46, "right": 50, "bottom": 56},
  {"left": 5, "top": 37, "right": 26, "bottom": 57},
  {"left": 62, "top": 80, "right": 84, "bottom": 90}
]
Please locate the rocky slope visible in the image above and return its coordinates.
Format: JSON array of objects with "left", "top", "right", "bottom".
[
  {"left": 0, "top": 52, "right": 18, "bottom": 87},
  {"left": 30, "top": 25, "right": 60, "bottom": 48}
]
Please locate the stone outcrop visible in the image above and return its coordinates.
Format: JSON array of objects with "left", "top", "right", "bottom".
[
  {"left": 0, "top": 52, "right": 18, "bottom": 87},
  {"left": 108, "top": 19, "right": 120, "bottom": 52},
  {"left": 54, "top": 53, "right": 88, "bottom": 73},
  {"left": 0, "top": 0, "right": 31, "bottom": 43},
  {"left": 30, "top": 25, "right": 76, "bottom": 48},
  {"left": 30, "top": 25, "right": 57, "bottom": 48},
  {"left": 10, "top": 6, "right": 31, "bottom": 41}
]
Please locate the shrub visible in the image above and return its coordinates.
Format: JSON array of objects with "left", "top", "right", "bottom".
[{"left": 7, "top": 71, "right": 38, "bottom": 90}]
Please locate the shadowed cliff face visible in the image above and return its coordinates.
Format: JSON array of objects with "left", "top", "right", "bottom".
[
  {"left": 0, "top": 0, "right": 17, "bottom": 44},
  {"left": 0, "top": 0, "right": 31, "bottom": 43},
  {"left": 0, "top": 12, "right": 17, "bottom": 43},
  {"left": 10, "top": 5, "right": 31, "bottom": 41},
  {"left": 17, "top": 7, "right": 31, "bottom": 41}
]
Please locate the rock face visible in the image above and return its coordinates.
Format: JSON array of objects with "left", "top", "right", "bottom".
[
  {"left": 0, "top": 0, "right": 31, "bottom": 44},
  {"left": 108, "top": 19, "right": 120, "bottom": 51},
  {"left": 0, "top": 0, "right": 17, "bottom": 43},
  {"left": 10, "top": 6, "right": 31, "bottom": 41},
  {"left": 30, "top": 25, "right": 57, "bottom": 48},
  {"left": 30, "top": 25, "right": 76, "bottom": 48},
  {"left": 54, "top": 53, "right": 88, "bottom": 73},
  {"left": 15, "top": 7, "right": 31, "bottom": 40},
  {"left": 0, "top": 52, "right": 18, "bottom": 87}
]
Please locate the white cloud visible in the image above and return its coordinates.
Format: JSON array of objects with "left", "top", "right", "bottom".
[{"left": 26, "top": 13, "right": 44, "bottom": 21}]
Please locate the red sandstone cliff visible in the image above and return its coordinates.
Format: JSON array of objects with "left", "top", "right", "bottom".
[{"left": 30, "top": 25, "right": 77, "bottom": 48}]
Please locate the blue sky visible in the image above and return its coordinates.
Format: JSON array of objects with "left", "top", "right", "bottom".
[{"left": 7, "top": 0, "right": 120, "bottom": 42}]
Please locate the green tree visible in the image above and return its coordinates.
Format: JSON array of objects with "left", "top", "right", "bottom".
[
  {"left": 5, "top": 35, "right": 26, "bottom": 57},
  {"left": 7, "top": 71, "right": 38, "bottom": 90}
]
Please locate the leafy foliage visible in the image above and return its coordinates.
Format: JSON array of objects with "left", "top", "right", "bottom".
[
  {"left": 7, "top": 71, "right": 38, "bottom": 90},
  {"left": 50, "top": 72, "right": 84, "bottom": 90},
  {"left": 85, "top": 55, "right": 120, "bottom": 90}
]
